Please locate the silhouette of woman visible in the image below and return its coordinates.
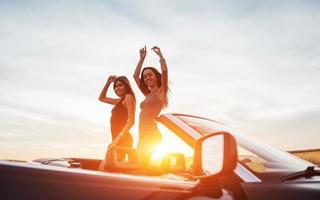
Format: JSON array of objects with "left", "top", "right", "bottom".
[{"left": 133, "top": 46, "right": 169, "bottom": 167}]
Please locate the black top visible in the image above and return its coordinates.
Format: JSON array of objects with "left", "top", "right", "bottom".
[{"left": 110, "top": 98, "right": 128, "bottom": 140}]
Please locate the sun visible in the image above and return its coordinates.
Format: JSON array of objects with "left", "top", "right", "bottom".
[{"left": 151, "top": 124, "right": 194, "bottom": 160}]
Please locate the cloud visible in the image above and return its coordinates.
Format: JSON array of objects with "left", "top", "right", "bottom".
[{"left": 0, "top": 1, "right": 319, "bottom": 159}]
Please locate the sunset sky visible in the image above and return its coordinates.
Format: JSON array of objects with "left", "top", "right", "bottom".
[{"left": 1, "top": 0, "right": 319, "bottom": 160}]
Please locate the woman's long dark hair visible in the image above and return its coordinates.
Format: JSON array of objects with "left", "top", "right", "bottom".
[
  {"left": 113, "top": 76, "right": 136, "bottom": 101},
  {"left": 139, "top": 67, "right": 168, "bottom": 107}
]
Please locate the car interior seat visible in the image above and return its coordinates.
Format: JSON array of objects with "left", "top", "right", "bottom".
[
  {"left": 161, "top": 152, "right": 186, "bottom": 174},
  {"left": 111, "top": 146, "right": 142, "bottom": 172}
]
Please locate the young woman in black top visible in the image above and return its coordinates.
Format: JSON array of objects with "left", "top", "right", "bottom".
[{"left": 98, "top": 75, "right": 136, "bottom": 171}]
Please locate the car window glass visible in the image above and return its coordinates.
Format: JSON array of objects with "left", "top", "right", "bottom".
[{"left": 238, "top": 146, "right": 268, "bottom": 173}]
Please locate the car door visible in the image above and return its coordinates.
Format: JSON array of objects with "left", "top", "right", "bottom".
[{"left": 0, "top": 161, "right": 197, "bottom": 200}]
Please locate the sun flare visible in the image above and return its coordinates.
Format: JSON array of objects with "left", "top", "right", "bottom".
[{"left": 151, "top": 124, "right": 193, "bottom": 160}]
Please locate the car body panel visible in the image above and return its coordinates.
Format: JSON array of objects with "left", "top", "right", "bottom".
[
  {"left": 0, "top": 160, "right": 196, "bottom": 200},
  {"left": 241, "top": 181, "right": 320, "bottom": 200}
]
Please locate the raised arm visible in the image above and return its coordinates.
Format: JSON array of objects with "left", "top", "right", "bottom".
[
  {"left": 133, "top": 46, "right": 147, "bottom": 95},
  {"left": 152, "top": 46, "right": 168, "bottom": 102},
  {"left": 98, "top": 75, "right": 120, "bottom": 105}
]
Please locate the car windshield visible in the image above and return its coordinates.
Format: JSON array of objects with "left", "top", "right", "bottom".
[{"left": 175, "top": 114, "right": 314, "bottom": 178}]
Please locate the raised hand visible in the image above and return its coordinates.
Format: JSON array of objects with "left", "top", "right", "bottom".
[
  {"left": 139, "top": 45, "right": 147, "bottom": 60},
  {"left": 151, "top": 46, "right": 163, "bottom": 58},
  {"left": 107, "top": 75, "right": 117, "bottom": 84}
]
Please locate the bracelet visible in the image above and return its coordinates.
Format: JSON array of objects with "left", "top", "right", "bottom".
[{"left": 159, "top": 58, "right": 165, "bottom": 62}]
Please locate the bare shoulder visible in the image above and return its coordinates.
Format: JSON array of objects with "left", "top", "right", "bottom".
[
  {"left": 125, "top": 94, "right": 134, "bottom": 101},
  {"left": 123, "top": 94, "right": 135, "bottom": 106}
]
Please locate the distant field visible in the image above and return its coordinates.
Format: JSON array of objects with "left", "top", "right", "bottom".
[{"left": 290, "top": 149, "right": 320, "bottom": 165}]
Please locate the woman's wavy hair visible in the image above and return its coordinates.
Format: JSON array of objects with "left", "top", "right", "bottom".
[{"left": 113, "top": 76, "right": 136, "bottom": 101}]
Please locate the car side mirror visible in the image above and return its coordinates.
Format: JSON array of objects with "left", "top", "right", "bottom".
[{"left": 193, "top": 131, "right": 237, "bottom": 178}]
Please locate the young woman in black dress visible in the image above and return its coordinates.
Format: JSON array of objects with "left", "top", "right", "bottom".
[{"left": 98, "top": 75, "right": 136, "bottom": 171}]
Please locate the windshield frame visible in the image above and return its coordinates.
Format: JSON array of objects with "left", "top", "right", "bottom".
[{"left": 169, "top": 113, "right": 314, "bottom": 178}]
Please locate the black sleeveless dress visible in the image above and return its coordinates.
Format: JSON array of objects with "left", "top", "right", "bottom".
[{"left": 110, "top": 98, "right": 133, "bottom": 147}]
